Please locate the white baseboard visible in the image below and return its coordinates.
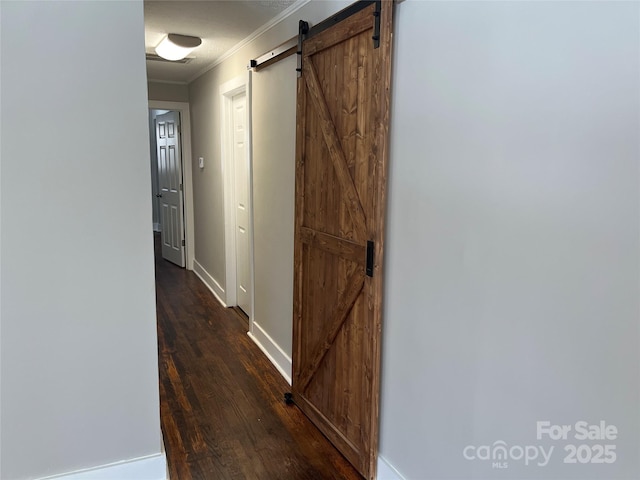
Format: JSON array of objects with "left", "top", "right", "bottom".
[
  {"left": 247, "top": 321, "right": 292, "bottom": 385},
  {"left": 193, "top": 259, "right": 227, "bottom": 307},
  {"left": 37, "top": 453, "right": 167, "bottom": 480},
  {"left": 377, "top": 455, "right": 406, "bottom": 480}
]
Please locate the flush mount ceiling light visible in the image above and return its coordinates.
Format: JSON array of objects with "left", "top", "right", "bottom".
[{"left": 155, "top": 34, "right": 202, "bottom": 61}]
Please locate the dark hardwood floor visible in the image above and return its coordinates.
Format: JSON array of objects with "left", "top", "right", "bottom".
[{"left": 154, "top": 239, "right": 362, "bottom": 479}]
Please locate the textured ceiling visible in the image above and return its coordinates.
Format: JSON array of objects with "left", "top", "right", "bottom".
[{"left": 145, "top": 0, "right": 298, "bottom": 84}]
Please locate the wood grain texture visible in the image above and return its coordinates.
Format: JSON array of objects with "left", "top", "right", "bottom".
[
  {"left": 154, "top": 235, "right": 362, "bottom": 480},
  {"left": 303, "top": 6, "right": 375, "bottom": 57},
  {"left": 303, "top": 59, "right": 367, "bottom": 240},
  {"left": 300, "top": 227, "right": 366, "bottom": 264},
  {"left": 292, "top": 2, "right": 394, "bottom": 479},
  {"left": 365, "top": 1, "right": 394, "bottom": 477},
  {"left": 296, "top": 267, "right": 365, "bottom": 391},
  {"left": 292, "top": 72, "right": 308, "bottom": 387}
]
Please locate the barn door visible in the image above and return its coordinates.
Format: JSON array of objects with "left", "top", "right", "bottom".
[{"left": 291, "top": 1, "right": 393, "bottom": 479}]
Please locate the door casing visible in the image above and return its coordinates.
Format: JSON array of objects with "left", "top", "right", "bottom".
[
  {"left": 220, "top": 73, "right": 255, "bottom": 323},
  {"left": 232, "top": 91, "right": 251, "bottom": 315}
]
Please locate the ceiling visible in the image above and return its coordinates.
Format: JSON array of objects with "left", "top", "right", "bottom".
[{"left": 144, "top": 0, "right": 298, "bottom": 84}]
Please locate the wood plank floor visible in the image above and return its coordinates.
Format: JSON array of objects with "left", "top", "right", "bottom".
[{"left": 154, "top": 241, "right": 362, "bottom": 479}]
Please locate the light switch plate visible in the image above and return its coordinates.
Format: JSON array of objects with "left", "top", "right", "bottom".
[{"left": 198, "top": 157, "right": 204, "bottom": 169}]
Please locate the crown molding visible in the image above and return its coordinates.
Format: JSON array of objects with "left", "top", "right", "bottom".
[
  {"left": 147, "top": 78, "right": 189, "bottom": 86},
  {"left": 187, "top": 0, "right": 312, "bottom": 83}
]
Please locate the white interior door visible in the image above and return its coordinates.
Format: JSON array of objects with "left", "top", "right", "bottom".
[
  {"left": 233, "top": 92, "right": 251, "bottom": 315},
  {"left": 156, "top": 111, "right": 185, "bottom": 267}
]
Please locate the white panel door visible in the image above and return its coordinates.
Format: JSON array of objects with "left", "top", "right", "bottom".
[
  {"left": 156, "top": 111, "right": 185, "bottom": 267},
  {"left": 233, "top": 92, "right": 251, "bottom": 315}
]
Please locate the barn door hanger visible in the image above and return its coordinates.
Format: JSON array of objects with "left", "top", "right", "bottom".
[
  {"left": 296, "top": 20, "right": 309, "bottom": 77},
  {"left": 372, "top": 0, "right": 381, "bottom": 48}
]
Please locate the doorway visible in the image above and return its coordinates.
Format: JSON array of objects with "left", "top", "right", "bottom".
[
  {"left": 148, "top": 101, "right": 195, "bottom": 270},
  {"left": 221, "top": 73, "right": 255, "bottom": 320},
  {"left": 156, "top": 110, "right": 185, "bottom": 266}
]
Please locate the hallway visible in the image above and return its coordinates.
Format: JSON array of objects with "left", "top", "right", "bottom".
[{"left": 154, "top": 241, "right": 362, "bottom": 479}]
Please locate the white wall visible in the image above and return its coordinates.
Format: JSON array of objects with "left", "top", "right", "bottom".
[
  {"left": 0, "top": 3, "right": 3, "bottom": 473},
  {"left": 148, "top": 81, "right": 189, "bottom": 103},
  {"left": 251, "top": 55, "right": 298, "bottom": 357},
  {"left": 0, "top": 2, "right": 165, "bottom": 479},
  {"left": 379, "top": 1, "right": 639, "bottom": 479}
]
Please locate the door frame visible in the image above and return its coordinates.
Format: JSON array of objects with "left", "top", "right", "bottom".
[
  {"left": 220, "top": 72, "right": 255, "bottom": 323},
  {"left": 148, "top": 100, "right": 195, "bottom": 271}
]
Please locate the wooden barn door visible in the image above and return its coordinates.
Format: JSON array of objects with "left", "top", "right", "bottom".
[{"left": 291, "top": 1, "right": 393, "bottom": 478}]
